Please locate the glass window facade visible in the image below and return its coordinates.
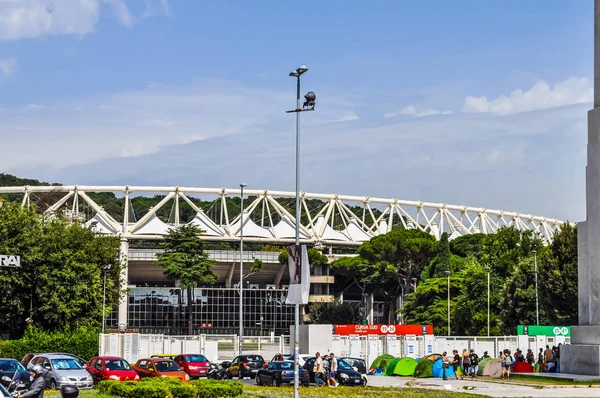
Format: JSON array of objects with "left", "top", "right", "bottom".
[{"left": 107, "top": 287, "right": 295, "bottom": 335}]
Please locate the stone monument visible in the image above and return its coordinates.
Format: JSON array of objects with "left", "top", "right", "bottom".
[{"left": 561, "top": 0, "right": 600, "bottom": 376}]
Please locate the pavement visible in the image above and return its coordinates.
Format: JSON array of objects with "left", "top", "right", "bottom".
[{"left": 241, "top": 375, "right": 600, "bottom": 397}]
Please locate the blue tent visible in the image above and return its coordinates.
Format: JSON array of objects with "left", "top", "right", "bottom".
[{"left": 432, "top": 358, "right": 456, "bottom": 378}]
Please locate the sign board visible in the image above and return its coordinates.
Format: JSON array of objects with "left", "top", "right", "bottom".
[
  {"left": 0, "top": 255, "right": 20, "bottom": 267},
  {"left": 334, "top": 324, "right": 434, "bottom": 336},
  {"left": 517, "top": 325, "right": 570, "bottom": 337}
]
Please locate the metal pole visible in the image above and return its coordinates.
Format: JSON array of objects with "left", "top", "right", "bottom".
[
  {"left": 293, "top": 73, "right": 301, "bottom": 398},
  {"left": 445, "top": 270, "right": 450, "bottom": 336},
  {"left": 239, "top": 184, "right": 246, "bottom": 356},
  {"left": 534, "top": 250, "right": 539, "bottom": 326},
  {"left": 447, "top": 275, "right": 450, "bottom": 336},
  {"left": 102, "top": 269, "right": 107, "bottom": 334},
  {"left": 486, "top": 267, "right": 490, "bottom": 336}
]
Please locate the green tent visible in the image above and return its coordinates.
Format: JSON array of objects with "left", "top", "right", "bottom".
[
  {"left": 370, "top": 354, "right": 395, "bottom": 371},
  {"left": 386, "top": 357, "right": 418, "bottom": 376},
  {"left": 413, "top": 359, "right": 434, "bottom": 378}
]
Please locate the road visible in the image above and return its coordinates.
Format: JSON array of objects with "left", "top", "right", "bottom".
[{"left": 240, "top": 375, "right": 600, "bottom": 397}]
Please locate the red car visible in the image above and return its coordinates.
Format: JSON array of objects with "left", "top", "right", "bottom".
[
  {"left": 86, "top": 356, "right": 140, "bottom": 384},
  {"left": 174, "top": 354, "right": 210, "bottom": 379}
]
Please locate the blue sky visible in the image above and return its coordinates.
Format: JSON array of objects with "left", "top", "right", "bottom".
[{"left": 0, "top": 1, "right": 595, "bottom": 221}]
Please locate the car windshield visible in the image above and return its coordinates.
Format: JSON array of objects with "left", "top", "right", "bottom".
[
  {"left": 242, "top": 355, "right": 264, "bottom": 362},
  {"left": 51, "top": 359, "right": 82, "bottom": 370},
  {"left": 105, "top": 360, "right": 131, "bottom": 371},
  {"left": 0, "top": 360, "right": 25, "bottom": 372},
  {"left": 185, "top": 355, "right": 207, "bottom": 363},
  {"left": 154, "top": 361, "right": 180, "bottom": 372},
  {"left": 337, "top": 359, "right": 352, "bottom": 370}
]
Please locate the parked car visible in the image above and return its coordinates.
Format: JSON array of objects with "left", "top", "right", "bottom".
[
  {"left": 256, "top": 361, "right": 309, "bottom": 387},
  {"left": 86, "top": 356, "right": 139, "bottom": 384},
  {"left": 150, "top": 354, "right": 177, "bottom": 360},
  {"left": 226, "top": 355, "right": 267, "bottom": 379},
  {"left": 20, "top": 353, "right": 38, "bottom": 369},
  {"left": 340, "top": 357, "right": 367, "bottom": 374},
  {"left": 174, "top": 354, "right": 210, "bottom": 379},
  {"left": 303, "top": 357, "right": 366, "bottom": 386},
  {"left": 0, "top": 382, "right": 9, "bottom": 398},
  {"left": 270, "top": 354, "right": 311, "bottom": 367},
  {"left": 27, "top": 354, "right": 93, "bottom": 390},
  {"left": 0, "top": 358, "right": 32, "bottom": 390},
  {"left": 133, "top": 358, "right": 189, "bottom": 382}
]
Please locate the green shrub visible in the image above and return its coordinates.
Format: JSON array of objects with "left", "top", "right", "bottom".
[
  {"left": 191, "top": 379, "right": 243, "bottom": 398},
  {"left": 127, "top": 383, "right": 169, "bottom": 398},
  {"left": 0, "top": 326, "right": 99, "bottom": 360}
]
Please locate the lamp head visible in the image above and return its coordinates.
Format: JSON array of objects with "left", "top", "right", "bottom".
[
  {"left": 485, "top": 267, "right": 491, "bottom": 272},
  {"left": 444, "top": 270, "right": 451, "bottom": 276},
  {"left": 303, "top": 91, "right": 316, "bottom": 110},
  {"left": 240, "top": 183, "right": 247, "bottom": 188},
  {"left": 289, "top": 71, "right": 299, "bottom": 77},
  {"left": 297, "top": 65, "right": 308, "bottom": 74},
  {"left": 531, "top": 249, "right": 537, "bottom": 254}
]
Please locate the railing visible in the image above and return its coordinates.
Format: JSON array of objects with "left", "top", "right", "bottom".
[{"left": 128, "top": 249, "right": 281, "bottom": 263}]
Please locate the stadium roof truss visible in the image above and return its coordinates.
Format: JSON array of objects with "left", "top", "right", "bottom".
[{"left": 0, "top": 185, "right": 565, "bottom": 246}]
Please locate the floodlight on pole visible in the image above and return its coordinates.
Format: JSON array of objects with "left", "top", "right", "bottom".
[
  {"left": 239, "top": 183, "right": 247, "bottom": 356},
  {"left": 286, "top": 64, "right": 315, "bottom": 398}
]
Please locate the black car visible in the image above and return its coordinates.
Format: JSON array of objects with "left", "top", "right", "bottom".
[
  {"left": 340, "top": 357, "right": 367, "bottom": 375},
  {"left": 256, "top": 361, "right": 309, "bottom": 387},
  {"left": 303, "top": 357, "right": 366, "bottom": 387},
  {"left": 0, "top": 359, "right": 32, "bottom": 390},
  {"left": 226, "top": 355, "right": 267, "bottom": 379}
]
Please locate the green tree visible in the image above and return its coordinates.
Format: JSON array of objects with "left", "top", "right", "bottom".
[
  {"left": 0, "top": 202, "right": 122, "bottom": 337},
  {"left": 480, "top": 227, "right": 543, "bottom": 278},
  {"left": 358, "top": 228, "right": 437, "bottom": 323},
  {"left": 277, "top": 247, "right": 329, "bottom": 266},
  {"left": 402, "top": 275, "right": 463, "bottom": 336},
  {"left": 156, "top": 225, "right": 217, "bottom": 335},
  {"left": 539, "top": 223, "right": 578, "bottom": 325},
  {"left": 307, "top": 299, "right": 360, "bottom": 324},
  {"left": 499, "top": 257, "right": 547, "bottom": 334}
]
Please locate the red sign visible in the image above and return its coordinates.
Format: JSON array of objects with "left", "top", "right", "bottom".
[{"left": 334, "top": 324, "right": 433, "bottom": 336}]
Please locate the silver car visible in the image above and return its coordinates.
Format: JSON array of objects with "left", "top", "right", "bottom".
[{"left": 27, "top": 354, "right": 93, "bottom": 389}]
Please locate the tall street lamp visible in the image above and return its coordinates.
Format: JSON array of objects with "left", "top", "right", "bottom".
[
  {"left": 239, "top": 183, "right": 247, "bottom": 355},
  {"left": 445, "top": 270, "right": 451, "bottom": 336},
  {"left": 531, "top": 249, "right": 539, "bottom": 326},
  {"left": 101, "top": 264, "right": 112, "bottom": 334},
  {"left": 286, "top": 65, "right": 315, "bottom": 397},
  {"left": 485, "top": 267, "right": 491, "bottom": 336}
]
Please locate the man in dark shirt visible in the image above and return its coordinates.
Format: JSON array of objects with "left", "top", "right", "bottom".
[
  {"left": 451, "top": 350, "right": 460, "bottom": 380},
  {"left": 468, "top": 349, "right": 479, "bottom": 378}
]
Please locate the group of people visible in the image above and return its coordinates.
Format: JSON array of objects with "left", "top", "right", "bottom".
[
  {"left": 312, "top": 352, "right": 339, "bottom": 388},
  {"left": 441, "top": 348, "right": 484, "bottom": 380}
]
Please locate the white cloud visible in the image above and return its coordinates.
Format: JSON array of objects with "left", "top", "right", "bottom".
[
  {"left": 335, "top": 111, "right": 359, "bottom": 122},
  {"left": 0, "top": 57, "right": 16, "bottom": 77},
  {"left": 0, "top": 0, "right": 169, "bottom": 40},
  {"left": 385, "top": 105, "right": 453, "bottom": 118},
  {"left": 462, "top": 77, "right": 593, "bottom": 115}
]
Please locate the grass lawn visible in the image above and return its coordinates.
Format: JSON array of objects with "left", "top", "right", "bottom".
[{"left": 42, "top": 385, "right": 489, "bottom": 398}]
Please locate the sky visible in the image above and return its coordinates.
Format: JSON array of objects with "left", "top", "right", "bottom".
[{"left": 0, "top": 0, "right": 594, "bottom": 221}]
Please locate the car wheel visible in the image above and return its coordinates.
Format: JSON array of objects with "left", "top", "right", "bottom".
[
  {"left": 49, "top": 379, "right": 57, "bottom": 390},
  {"left": 255, "top": 374, "right": 261, "bottom": 386},
  {"left": 361, "top": 375, "right": 368, "bottom": 387}
]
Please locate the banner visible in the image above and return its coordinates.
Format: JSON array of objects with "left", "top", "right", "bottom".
[
  {"left": 334, "top": 324, "right": 434, "bottom": 336},
  {"left": 517, "top": 325, "right": 570, "bottom": 337},
  {"left": 285, "top": 245, "right": 310, "bottom": 305}
]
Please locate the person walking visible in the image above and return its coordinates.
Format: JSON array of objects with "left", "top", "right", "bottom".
[
  {"left": 502, "top": 349, "right": 513, "bottom": 379},
  {"left": 441, "top": 352, "right": 449, "bottom": 380},
  {"left": 451, "top": 350, "right": 460, "bottom": 380},
  {"left": 468, "top": 349, "right": 479, "bottom": 378},
  {"left": 322, "top": 354, "right": 331, "bottom": 386},
  {"left": 461, "top": 348, "right": 470, "bottom": 379},
  {"left": 328, "top": 353, "right": 338, "bottom": 388},
  {"left": 544, "top": 345, "right": 554, "bottom": 372},
  {"left": 314, "top": 352, "right": 325, "bottom": 386},
  {"left": 537, "top": 348, "right": 544, "bottom": 372},
  {"left": 526, "top": 349, "right": 535, "bottom": 367}
]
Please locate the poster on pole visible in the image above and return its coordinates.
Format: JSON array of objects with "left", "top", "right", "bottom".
[{"left": 285, "top": 245, "right": 310, "bottom": 305}]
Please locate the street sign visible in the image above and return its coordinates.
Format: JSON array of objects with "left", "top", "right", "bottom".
[
  {"left": 517, "top": 325, "right": 570, "bottom": 337},
  {"left": 334, "top": 324, "right": 434, "bottom": 336},
  {"left": 0, "top": 255, "right": 20, "bottom": 267}
]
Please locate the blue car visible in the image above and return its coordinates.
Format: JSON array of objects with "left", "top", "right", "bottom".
[
  {"left": 0, "top": 359, "right": 32, "bottom": 390},
  {"left": 255, "top": 361, "right": 309, "bottom": 387}
]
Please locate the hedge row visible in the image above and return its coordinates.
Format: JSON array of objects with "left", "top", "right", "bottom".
[
  {"left": 98, "top": 378, "right": 244, "bottom": 398},
  {"left": 0, "top": 327, "right": 99, "bottom": 361}
]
